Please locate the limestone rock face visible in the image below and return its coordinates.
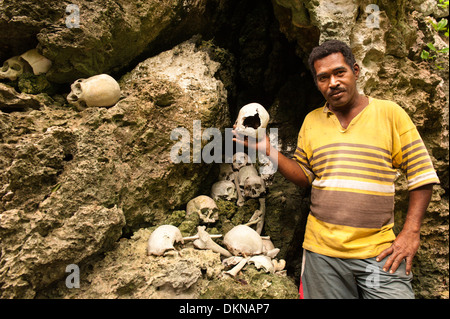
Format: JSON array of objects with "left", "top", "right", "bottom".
[
  {"left": 0, "top": 0, "right": 448, "bottom": 300},
  {"left": 0, "top": 0, "right": 226, "bottom": 83},
  {"left": 271, "top": 0, "right": 449, "bottom": 298},
  {"left": 0, "top": 38, "right": 229, "bottom": 298}
]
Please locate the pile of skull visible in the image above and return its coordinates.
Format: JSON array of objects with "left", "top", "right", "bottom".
[
  {"left": 2, "top": 52, "right": 285, "bottom": 277},
  {"left": 147, "top": 103, "right": 286, "bottom": 278},
  {"left": 1, "top": 48, "right": 121, "bottom": 110},
  {"left": 0, "top": 48, "right": 52, "bottom": 81}
]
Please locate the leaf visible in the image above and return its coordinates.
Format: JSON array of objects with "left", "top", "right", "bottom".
[
  {"left": 427, "top": 42, "right": 437, "bottom": 51},
  {"left": 52, "top": 183, "right": 62, "bottom": 193},
  {"left": 420, "top": 50, "right": 430, "bottom": 60},
  {"left": 440, "top": 47, "right": 449, "bottom": 54},
  {"left": 437, "top": 18, "right": 448, "bottom": 31},
  {"left": 431, "top": 21, "right": 438, "bottom": 31},
  {"left": 438, "top": 0, "right": 449, "bottom": 8}
]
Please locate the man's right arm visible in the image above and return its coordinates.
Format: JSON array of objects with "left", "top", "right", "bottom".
[
  {"left": 265, "top": 141, "right": 311, "bottom": 188},
  {"left": 232, "top": 131, "right": 311, "bottom": 188}
]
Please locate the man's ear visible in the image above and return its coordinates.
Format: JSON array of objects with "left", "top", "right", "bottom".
[{"left": 353, "top": 63, "right": 360, "bottom": 78}]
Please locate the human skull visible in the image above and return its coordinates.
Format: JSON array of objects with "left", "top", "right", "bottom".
[
  {"left": 147, "top": 225, "right": 183, "bottom": 256},
  {"left": 67, "top": 74, "right": 121, "bottom": 110},
  {"left": 218, "top": 163, "right": 235, "bottom": 181},
  {"left": 186, "top": 195, "right": 219, "bottom": 224},
  {"left": 20, "top": 49, "right": 52, "bottom": 75},
  {"left": 237, "top": 165, "right": 259, "bottom": 188},
  {"left": 234, "top": 103, "right": 270, "bottom": 139},
  {"left": 244, "top": 175, "right": 266, "bottom": 198},
  {"left": 232, "top": 152, "right": 251, "bottom": 171},
  {"left": 248, "top": 255, "right": 274, "bottom": 274},
  {"left": 223, "top": 225, "right": 263, "bottom": 256},
  {"left": 0, "top": 56, "right": 32, "bottom": 81},
  {"left": 211, "top": 180, "right": 237, "bottom": 201}
]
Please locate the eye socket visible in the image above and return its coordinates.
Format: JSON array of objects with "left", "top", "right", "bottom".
[
  {"left": 11, "top": 63, "right": 23, "bottom": 71},
  {"left": 73, "top": 82, "right": 82, "bottom": 94}
]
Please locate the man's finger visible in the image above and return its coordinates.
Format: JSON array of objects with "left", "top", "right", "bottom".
[
  {"left": 405, "top": 256, "right": 413, "bottom": 275},
  {"left": 388, "top": 254, "right": 405, "bottom": 274},
  {"left": 232, "top": 130, "right": 248, "bottom": 147},
  {"left": 382, "top": 250, "right": 400, "bottom": 272},
  {"left": 232, "top": 137, "right": 246, "bottom": 147},
  {"left": 376, "top": 246, "right": 392, "bottom": 263}
]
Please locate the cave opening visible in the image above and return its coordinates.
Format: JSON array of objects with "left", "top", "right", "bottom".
[
  {"left": 204, "top": 0, "right": 325, "bottom": 159},
  {"left": 203, "top": 0, "right": 324, "bottom": 283}
]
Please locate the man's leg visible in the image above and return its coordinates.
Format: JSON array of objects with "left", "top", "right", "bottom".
[
  {"left": 300, "top": 249, "right": 359, "bottom": 299},
  {"left": 353, "top": 256, "right": 415, "bottom": 299}
]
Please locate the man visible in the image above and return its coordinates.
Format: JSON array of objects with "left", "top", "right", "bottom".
[{"left": 233, "top": 40, "right": 440, "bottom": 299}]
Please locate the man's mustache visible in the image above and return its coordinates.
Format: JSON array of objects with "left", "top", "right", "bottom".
[{"left": 328, "top": 88, "right": 345, "bottom": 96}]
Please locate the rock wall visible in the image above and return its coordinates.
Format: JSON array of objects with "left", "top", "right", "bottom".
[
  {"left": 0, "top": 0, "right": 229, "bottom": 83},
  {"left": 271, "top": 0, "right": 449, "bottom": 298},
  {"left": 0, "top": 38, "right": 230, "bottom": 298}
]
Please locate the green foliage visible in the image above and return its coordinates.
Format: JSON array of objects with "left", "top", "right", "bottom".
[
  {"left": 420, "top": 0, "right": 449, "bottom": 69},
  {"left": 430, "top": 17, "right": 449, "bottom": 36},
  {"left": 437, "top": 0, "right": 449, "bottom": 9},
  {"left": 421, "top": 42, "right": 449, "bottom": 69},
  {"left": 435, "top": 0, "right": 449, "bottom": 37}
]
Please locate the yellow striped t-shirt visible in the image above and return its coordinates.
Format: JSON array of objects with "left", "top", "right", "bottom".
[{"left": 294, "top": 97, "right": 440, "bottom": 259}]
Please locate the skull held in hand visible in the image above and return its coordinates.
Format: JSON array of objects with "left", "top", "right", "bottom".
[{"left": 234, "top": 103, "right": 270, "bottom": 139}]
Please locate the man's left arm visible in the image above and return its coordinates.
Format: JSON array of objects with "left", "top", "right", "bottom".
[{"left": 376, "top": 184, "right": 434, "bottom": 275}]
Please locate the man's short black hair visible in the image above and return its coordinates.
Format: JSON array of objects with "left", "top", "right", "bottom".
[{"left": 308, "top": 40, "right": 357, "bottom": 82}]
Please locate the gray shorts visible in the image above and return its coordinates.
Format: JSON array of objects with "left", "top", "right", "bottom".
[{"left": 300, "top": 249, "right": 414, "bottom": 299}]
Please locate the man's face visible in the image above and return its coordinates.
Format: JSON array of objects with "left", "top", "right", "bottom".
[{"left": 313, "top": 52, "right": 359, "bottom": 109}]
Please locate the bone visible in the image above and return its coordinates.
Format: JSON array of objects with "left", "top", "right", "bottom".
[
  {"left": 273, "top": 259, "right": 286, "bottom": 272},
  {"left": 234, "top": 103, "right": 270, "bottom": 140},
  {"left": 245, "top": 209, "right": 263, "bottom": 227},
  {"left": 232, "top": 152, "right": 250, "bottom": 171},
  {"left": 147, "top": 225, "right": 183, "bottom": 256},
  {"left": 182, "top": 234, "right": 222, "bottom": 241},
  {"left": 255, "top": 197, "right": 265, "bottom": 235},
  {"left": 261, "top": 236, "right": 280, "bottom": 258},
  {"left": 186, "top": 195, "right": 219, "bottom": 224},
  {"left": 234, "top": 172, "right": 245, "bottom": 207},
  {"left": 190, "top": 226, "right": 232, "bottom": 257},
  {"left": 225, "top": 257, "right": 250, "bottom": 277},
  {"left": 265, "top": 248, "right": 280, "bottom": 259},
  {"left": 211, "top": 180, "right": 237, "bottom": 202},
  {"left": 0, "top": 56, "right": 32, "bottom": 80},
  {"left": 20, "top": 49, "right": 52, "bottom": 75},
  {"left": 222, "top": 256, "right": 244, "bottom": 268},
  {"left": 67, "top": 74, "right": 121, "bottom": 110},
  {"left": 218, "top": 163, "right": 235, "bottom": 181},
  {"left": 249, "top": 255, "right": 274, "bottom": 274}
]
